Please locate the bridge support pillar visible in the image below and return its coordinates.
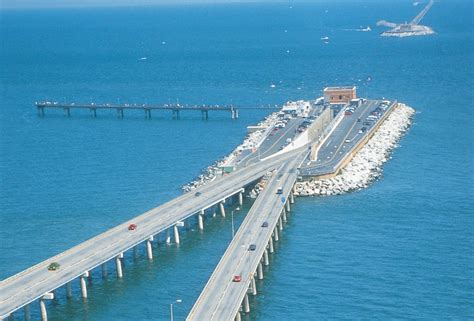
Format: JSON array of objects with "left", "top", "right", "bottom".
[
  {"left": 39, "top": 300, "right": 48, "bottom": 321},
  {"left": 116, "top": 254, "right": 123, "bottom": 278},
  {"left": 212, "top": 205, "right": 217, "bottom": 217},
  {"left": 279, "top": 216, "right": 283, "bottom": 231},
  {"left": 251, "top": 276, "right": 257, "bottom": 295},
  {"left": 166, "top": 229, "right": 171, "bottom": 244},
  {"left": 290, "top": 192, "right": 295, "bottom": 204},
  {"left": 257, "top": 262, "right": 264, "bottom": 280},
  {"left": 269, "top": 238, "right": 274, "bottom": 253},
  {"left": 66, "top": 281, "right": 73, "bottom": 298},
  {"left": 282, "top": 208, "right": 287, "bottom": 223},
  {"left": 80, "top": 271, "right": 89, "bottom": 298},
  {"left": 64, "top": 108, "right": 70, "bottom": 117},
  {"left": 174, "top": 225, "right": 180, "bottom": 245},
  {"left": 286, "top": 201, "right": 291, "bottom": 212},
  {"left": 235, "top": 311, "right": 242, "bottom": 321},
  {"left": 238, "top": 192, "right": 243, "bottom": 206},
  {"left": 24, "top": 304, "right": 31, "bottom": 321},
  {"left": 198, "top": 210, "right": 204, "bottom": 230},
  {"left": 147, "top": 237, "right": 154, "bottom": 260},
  {"left": 219, "top": 201, "right": 226, "bottom": 218},
  {"left": 101, "top": 263, "right": 108, "bottom": 278},
  {"left": 39, "top": 292, "right": 54, "bottom": 321},
  {"left": 264, "top": 249, "right": 269, "bottom": 266},
  {"left": 133, "top": 245, "right": 139, "bottom": 260},
  {"left": 274, "top": 227, "right": 279, "bottom": 242},
  {"left": 243, "top": 293, "right": 250, "bottom": 313}
]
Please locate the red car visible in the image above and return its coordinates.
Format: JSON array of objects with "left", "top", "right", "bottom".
[
  {"left": 233, "top": 275, "right": 242, "bottom": 282},
  {"left": 128, "top": 223, "right": 137, "bottom": 231}
]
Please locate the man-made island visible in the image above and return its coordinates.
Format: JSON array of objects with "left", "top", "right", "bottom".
[{"left": 377, "top": 0, "right": 435, "bottom": 37}]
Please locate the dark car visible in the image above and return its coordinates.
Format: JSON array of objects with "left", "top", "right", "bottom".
[
  {"left": 47, "top": 262, "right": 60, "bottom": 271},
  {"left": 128, "top": 223, "right": 137, "bottom": 231},
  {"left": 195, "top": 191, "right": 202, "bottom": 197},
  {"left": 261, "top": 221, "right": 269, "bottom": 227},
  {"left": 248, "top": 244, "right": 256, "bottom": 251}
]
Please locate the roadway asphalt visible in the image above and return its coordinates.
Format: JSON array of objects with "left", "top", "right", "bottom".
[
  {"left": 236, "top": 105, "right": 322, "bottom": 169},
  {"left": 187, "top": 151, "right": 308, "bottom": 321},
  {"left": 301, "top": 100, "right": 387, "bottom": 176},
  {"left": 0, "top": 147, "right": 305, "bottom": 319}
]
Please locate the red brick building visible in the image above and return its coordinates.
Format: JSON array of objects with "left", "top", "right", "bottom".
[{"left": 323, "top": 86, "right": 357, "bottom": 104}]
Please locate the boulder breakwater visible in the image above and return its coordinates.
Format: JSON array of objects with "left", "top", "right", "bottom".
[
  {"left": 293, "top": 103, "right": 415, "bottom": 197},
  {"left": 181, "top": 112, "right": 278, "bottom": 193}
]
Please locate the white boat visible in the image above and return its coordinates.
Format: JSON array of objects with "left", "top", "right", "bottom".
[
  {"left": 139, "top": 57, "right": 147, "bottom": 60},
  {"left": 320, "top": 36, "right": 329, "bottom": 41}
]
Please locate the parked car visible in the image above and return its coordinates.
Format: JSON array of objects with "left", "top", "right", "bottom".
[
  {"left": 128, "top": 223, "right": 137, "bottom": 231},
  {"left": 48, "top": 262, "right": 60, "bottom": 271}
]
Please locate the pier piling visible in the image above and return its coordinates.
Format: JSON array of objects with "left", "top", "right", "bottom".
[
  {"left": 198, "top": 209, "right": 205, "bottom": 230},
  {"left": 115, "top": 255, "right": 123, "bottom": 278},
  {"left": 80, "top": 272, "right": 88, "bottom": 299},
  {"left": 264, "top": 249, "right": 270, "bottom": 266},
  {"left": 219, "top": 201, "right": 226, "bottom": 218},
  {"left": 174, "top": 225, "right": 180, "bottom": 244},
  {"left": 146, "top": 237, "right": 154, "bottom": 260},
  {"left": 257, "top": 263, "right": 264, "bottom": 280},
  {"left": 23, "top": 304, "right": 31, "bottom": 321},
  {"left": 101, "top": 263, "right": 108, "bottom": 278},
  {"left": 66, "top": 282, "right": 73, "bottom": 298}
]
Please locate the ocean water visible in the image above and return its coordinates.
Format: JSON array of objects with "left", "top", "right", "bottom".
[{"left": 0, "top": 1, "right": 473, "bottom": 320}]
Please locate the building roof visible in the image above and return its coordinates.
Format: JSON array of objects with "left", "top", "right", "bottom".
[{"left": 324, "top": 86, "right": 356, "bottom": 91}]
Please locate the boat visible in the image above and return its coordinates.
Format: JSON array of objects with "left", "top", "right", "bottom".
[{"left": 320, "top": 36, "right": 329, "bottom": 41}]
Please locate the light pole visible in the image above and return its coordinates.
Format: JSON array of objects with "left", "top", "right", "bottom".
[{"left": 170, "top": 299, "right": 182, "bottom": 321}]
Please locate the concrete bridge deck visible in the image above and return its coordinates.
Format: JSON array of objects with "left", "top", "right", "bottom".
[
  {"left": 35, "top": 102, "right": 240, "bottom": 119},
  {"left": 187, "top": 150, "right": 307, "bottom": 321},
  {"left": 300, "top": 100, "right": 396, "bottom": 177},
  {"left": 0, "top": 148, "right": 304, "bottom": 320}
]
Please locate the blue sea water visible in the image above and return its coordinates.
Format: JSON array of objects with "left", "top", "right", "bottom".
[{"left": 0, "top": 1, "right": 473, "bottom": 320}]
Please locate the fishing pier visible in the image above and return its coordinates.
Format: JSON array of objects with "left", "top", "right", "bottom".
[{"left": 35, "top": 102, "right": 239, "bottom": 119}]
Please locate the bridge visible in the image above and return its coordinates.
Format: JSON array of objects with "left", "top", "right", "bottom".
[
  {"left": 35, "top": 101, "right": 282, "bottom": 120},
  {"left": 411, "top": 0, "right": 434, "bottom": 25},
  {"left": 4, "top": 94, "right": 393, "bottom": 321},
  {"left": 0, "top": 146, "right": 305, "bottom": 321},
  {"left": 35, "top": 102, "right": 240, "bottom": 119},
  {"left": 187, "top": 150, "right": 307, "bottom": 321},
  {"left": 377, "top": 0, "right": 435, "bottom": 37}
]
